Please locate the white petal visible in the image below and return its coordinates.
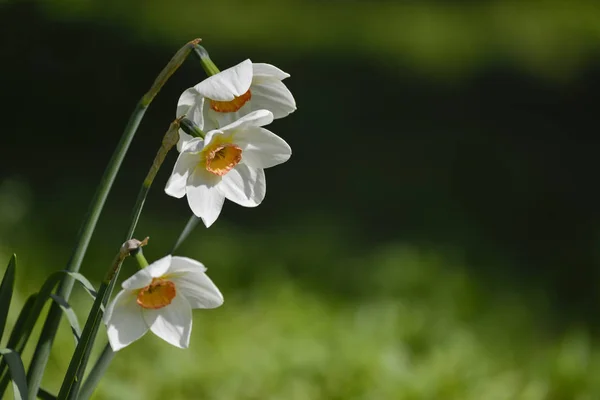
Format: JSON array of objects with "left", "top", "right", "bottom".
[
  {"left": 169, "top": 257, "right": 223, "bottom": 309},
  {"left": 122, "top": 255, "right": 172, "bottom": 290},
  {"left": 165, "top": 151, "right": 200, "bottom": 199},
  {"left": 176, "top": 88, "right": 199, "bottom": 118},
  {"left": 182, "top": 137, "right": 206, "bottom": 153},
  {"left": 143, "top": 294, "right": 192, "bottom": 348},
  {"left": 146, "top": 255, "right": 173, "bottom": 278},
  {"left": 172, "top": 272, "right": 224, "bottom": 309},
  {"left": 186, "top": 168, "right": 225, "bottom": 227},
  {"left": 203, "top": 129, "right": 228, "bottom": 149},
  {"left": 218, "top": 163, "right": 265, "bottom": 207},
  {"left": 121, "top": 269, "right": 152, "bottom": 290},
  {"left": 104, "top": 290, "right": 148, "bottom": 351},
  {"left": 177, "top": 89, "right": 208, "bottom": 131},
  {"left": 235, "top": 127, "right": 292, "bottom": 169},
  {"left": 202, "top": 107, "right": 274, "bottom": 134},
  {"left": 193, "top": 59, "right": 253, "bottom": 101},
  {"left": 103, "top": 289, "right": 124, "bottom": 324},
  {"left": 219, "top": 109, "right": 274, "bottom": 135},
  {"left": 199, "top": 106, "right": 224, "bottom": 132},
  {"left": 249, "top": 80, "right": 296, "bottom": 119},
  {"left": 168, "top": 256, "right": 207, "bottom": 273},
  {"left": 252, "top": 63, "right": 290, "bottom": 81},
  {"left": 176, "top": 130, "right": 194, "bottom": 152}
]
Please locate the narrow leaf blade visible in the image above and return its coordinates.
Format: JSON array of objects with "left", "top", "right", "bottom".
[
  {"left": 57, "top": 281, "right": 109, "bottom": 400},
  {"left": 65, "top": 272, "right": 97, "bottom": 300},
  {"left": 0, "top": 295, "right": 36, "bottom": 397},
  {"left": 50, "top": 295, "right": 81, "bottom": 346},
  {"left": 38, "top": 387, "right": 57, "bottom": 400},
  {"left": 0, "top": 348, "right": 27, "bottom": 400},
  {"left": 171, "top": 215, "right": 201, "bottom": 253},
  {"left": 0, "top": 255, "right": 17, "bottom": 343},
  {"left": 7, "top": 270, "right": 98, "bottom": 352},
  {"left": 5, "top": 295, "right": 36, "bottom": 350},
  {"left": 0, "top": 270, "right": 99, "bottom": 397}
]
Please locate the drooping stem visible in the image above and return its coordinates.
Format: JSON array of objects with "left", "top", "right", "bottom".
[
  {"left": 27, "top": 39, "right": 200, "bottom": 399},
  {"left": 57, "top": 119, "right": 181, "bottom": 400},
  {"left": 134, "top": 248, "right": 150, "bottom": 269},
  {"left": 79, "top": 45, "right": 222, "bottom": 400},
  {"left": 26, "top": 100, "right": 148, "bottom": 399},
  {"left": 193, "top": 44, "right": 220, "bottom": 76}
]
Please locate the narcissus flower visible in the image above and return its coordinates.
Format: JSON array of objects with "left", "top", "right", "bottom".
[
  {"left": 176, "top": 59, "right": 296, "bottom": 150},
  {"left": 103, "top": 255, "right": 223, "bottom": 351},
  {"left": 165, "top": 109, "right": 291, "bottom": 227}
]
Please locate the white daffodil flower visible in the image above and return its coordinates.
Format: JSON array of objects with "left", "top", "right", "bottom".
[
  {"left": 176, "top": 59, "right": 296, "bottom": 151},
  {"left": 165, "top": 109, "right": 291, "bottom": 227},
  {"left": 103, "top": 255, "right": 223, "bottom": 351}
]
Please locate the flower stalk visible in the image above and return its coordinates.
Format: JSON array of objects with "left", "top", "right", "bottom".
[
  {"left": 193, "top": 44, "right": 220, "bottom": 76},
  {"left": 56, "top": 240, "right": 144, "bottom": 400},
  {"left": 26, "top": 101, "right": 149, "bottom": 399},
  {"left": 57, "top": 119, "right": 181, "bottom": 400},
  {"left": 26, "top": 38, "right": 199, "bottom": 395},
  {"left": 10, "top": 39, "right": 298, "bottom": 400},
  {"left": 133, "top": 247, "right": 150, "bottom": 269},
  {"left": 78, "top": 344, "right": 114, "bottom": 400}
]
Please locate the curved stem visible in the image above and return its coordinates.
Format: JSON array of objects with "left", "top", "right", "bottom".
[
  {"left": 26, "top": 100, "right": 148, "bottom": 399},
  {"left": 27, "top": 39, "right": 200, "bottom": 399},
  {"left": 57, "top": 119, "right": 180, "bottom": 400},
  {"left": 193, "top": 44, "right": 220, "bottom": 76},
  {"left": 134, "top": 249, "right": 150, "bottom": 269}
]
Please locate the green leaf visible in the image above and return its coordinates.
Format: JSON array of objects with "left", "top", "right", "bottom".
[
  {"left": 7, "top": 270, "right": 98, "bottom": 352},
  {"left": 0, "top": 295, "right": 35, "bottom": 398},
  {"left": 57, "top": 280, "right": 110, "bottom": 400},
  {"left": 0, "top": 348, "right": 27, "bottom": 400},
  {"left": 0, "top": 255, "right": 16, "bottom": 343},
  {"left": 49, "top": 295, "right": 81, "bottom": 346},
  {"left": 38, "top": 387, "right": 57, "bottom": 400},
  {"left": 0, "top": 271, "right": 99, "bottom": 397},
  {"left": 67, "top": 272, "right": 98, "bottom": 301},
  {"left": 5, "top": 295, "right": 36, "bottom": 351},
  {"left": 171, "top": 215, "right": 202, "bottom": 253}
]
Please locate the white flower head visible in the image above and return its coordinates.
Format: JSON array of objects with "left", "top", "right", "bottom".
[
  {"left": 176, "top": 59, "right": 296, "bottom": 151},
  {"left": 103, "top": 255, "right": 223, "bottom": 351},
  {"left": 165, "top": 109, "right": 291, "bottom": 227}
]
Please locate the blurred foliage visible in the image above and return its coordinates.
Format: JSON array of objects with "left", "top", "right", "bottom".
[
  {"left": 26, "top": 0, "right": 600, "bottom": 80},
  {"left": 4, "top": 235, "right": 600, "bottom": 399}
]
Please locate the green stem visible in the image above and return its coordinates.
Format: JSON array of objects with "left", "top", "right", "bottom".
[
  {"left": 193, "top": 44, "right": 220, "bottom": 76},
  {"left": 27, "top": 39, "right": 200, "bottom": 399},
  {"left": 75, "top": 43, "right": 214, "bottom": 400},
  {"left": 26, "top": 101, "right": 148, "bottom": 399},
  {"left": 57, "top": 247, "right": 128, "bottom": 400},
  {"left": 57, "top": 119, "right": 180, "bottom": 400},
  {"left": 78, "top": 344, "right": 114, "bottom": 400},
  {"left": 134, "top": 249, "right": 150, "bottom": 269}
]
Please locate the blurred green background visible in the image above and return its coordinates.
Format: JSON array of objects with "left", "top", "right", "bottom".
[{"left": 2, "top": 0, "right": 600, "bottom": 398}]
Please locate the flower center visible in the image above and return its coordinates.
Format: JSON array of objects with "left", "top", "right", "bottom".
[
  {"left": 205, "top": 143, "right": 242, "bottom": 176},
  {"left": 209, "top": 90, "right": 252, "bottom": 113},
  {"left": 136, "top": 278, "right": 176, "bottom": 310}
]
